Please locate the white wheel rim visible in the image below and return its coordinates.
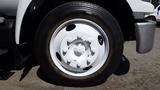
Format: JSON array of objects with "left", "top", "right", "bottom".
[{"left": 49, "top": 18, "right": 109, "bottom": 77}]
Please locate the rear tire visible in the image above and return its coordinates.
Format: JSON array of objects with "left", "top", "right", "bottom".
[
  {"left": 34, "top": 1, "right": 124, "bottom": 86},
  {"left": 145, "top": 16, "right": 156, "bottom": 22}
]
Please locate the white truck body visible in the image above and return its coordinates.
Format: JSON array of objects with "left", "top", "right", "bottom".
[
  {"left": 127, "top": 0, "right": 154, "bottom": 13},
  {"left": 14, "top": 0, "right": 155, "bottom": 44},
  {"left": 0, "top": 0, "right": 155, "bottom": 44},
  {"left": 0, "top": 0, "right": 155, "bottom": 15}
]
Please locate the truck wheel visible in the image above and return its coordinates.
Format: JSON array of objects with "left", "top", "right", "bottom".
[
  {"left": 145, "top": 16, "right": 156, "bottom": 22},
  {"left": 34, "top": 1, "right": 123, "bottom": 86}
]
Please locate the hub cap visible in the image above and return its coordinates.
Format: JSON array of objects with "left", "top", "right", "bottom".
[{"left": 49, "top": 19, "right": 109, "bottom": 77}]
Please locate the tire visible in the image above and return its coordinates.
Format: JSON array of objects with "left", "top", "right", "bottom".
[
  {"left": 157, "top": 21, "right": 160, "bottom": 27},
  {"left": 145, "top": 16, "right": 156, "bottom": 22},
  {"left": 114, "top": 55, "right": 130, "bottom": 76},
  {"left": 34, "top": 1, "right": 124, "bottom": 86}
]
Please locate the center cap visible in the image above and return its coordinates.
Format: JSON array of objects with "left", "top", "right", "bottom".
[
  {"left": 74, "top": 44, "right": 85, "bottom": 57},
  {"left": 60, "top": 35, "right": 98, "bottom": 68}
]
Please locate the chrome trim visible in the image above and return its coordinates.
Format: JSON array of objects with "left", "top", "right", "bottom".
[{"left": 135, "top": 21, "right": 156, "bottom": 53}]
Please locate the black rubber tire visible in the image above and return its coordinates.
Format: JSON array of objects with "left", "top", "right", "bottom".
[
  {"left": 34, "top": 1, "right": 124, "bottom": 86},
  {"left": 145, "top": 16, "right": 156, "bottom": 22},
  {"left": 157, "top": 22, "right": 160, "bottom": 27},
  {"left": 114, "top": 55, "right": 130, "bottom": 76}
]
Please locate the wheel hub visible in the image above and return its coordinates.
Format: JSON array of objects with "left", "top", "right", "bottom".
[
  {"left": 61, "top": 36, "right": 97, "bottom": 68},
  {"left": 49, "top": 18, "right": 109, "bottom": 76}
]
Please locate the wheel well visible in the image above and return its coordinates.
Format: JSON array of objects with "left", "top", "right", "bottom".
[
  {"left": 98, "top": 0, "right": 135, "bottom": 41},
  {"left": 19, "top": 0, "right": 135, "bottom": 45}
]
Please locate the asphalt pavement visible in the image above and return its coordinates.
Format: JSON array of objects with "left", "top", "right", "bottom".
[{"left": 0, "top": 28, "right": 160, "bottom": 90}]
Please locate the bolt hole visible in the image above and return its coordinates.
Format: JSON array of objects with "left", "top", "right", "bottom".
[
  {"left": 66, "top": 24, "right": 76, "bottom": 31},
  {"left": 98, "top": 35, "right": 103, "bottom": 45},
  {"left": 77, "top": 65, "right": 80, "bottom": 68},
  {"left": 56, "top": 52, "right": 62, "bottom": 61},
  {"left": 83, "top": 66, "right": 92, "bottom": 70},
  {"left": 67, "top": 61, "right": 71, "bottom": 65},
  {"left": 63, "top": 51, "right": 67, "bottom": 56},
  {"left": 87, "top": 60, "right": 90, "bottom": 65}
]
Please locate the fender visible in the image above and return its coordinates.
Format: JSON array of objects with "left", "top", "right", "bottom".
[
  {"left": 15, "top": 0, "right": 32, "bottom": 44},
  {"left": 127, "top": 0, "right": 154, "bottom": 13},
  {"left": 15, "top": 0, "right": 46, "bottom": 44}
]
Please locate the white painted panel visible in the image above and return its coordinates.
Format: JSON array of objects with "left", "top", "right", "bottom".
[
  {"left": 15, "top": 0, "right": 32, "bottom": 44},
  {"left": 127, "top": 0, "right": 154, "bottom": 13}
]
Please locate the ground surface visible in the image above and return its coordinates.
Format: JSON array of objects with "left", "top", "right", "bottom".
[{"left": 0, "top": 29, "right": 160, "bottom": 90}]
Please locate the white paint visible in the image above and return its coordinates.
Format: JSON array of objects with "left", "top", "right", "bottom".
[
  {"left": 127, "top": 0, "right": 154, "bottom": 13},
  {"left": 15, "top": 0, "right": 32, "bottom": 44}
]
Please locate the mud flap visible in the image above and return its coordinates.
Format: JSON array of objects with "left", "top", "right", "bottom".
[{"left": 114, "top": 55, "right": 130, "bottom": 76}]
